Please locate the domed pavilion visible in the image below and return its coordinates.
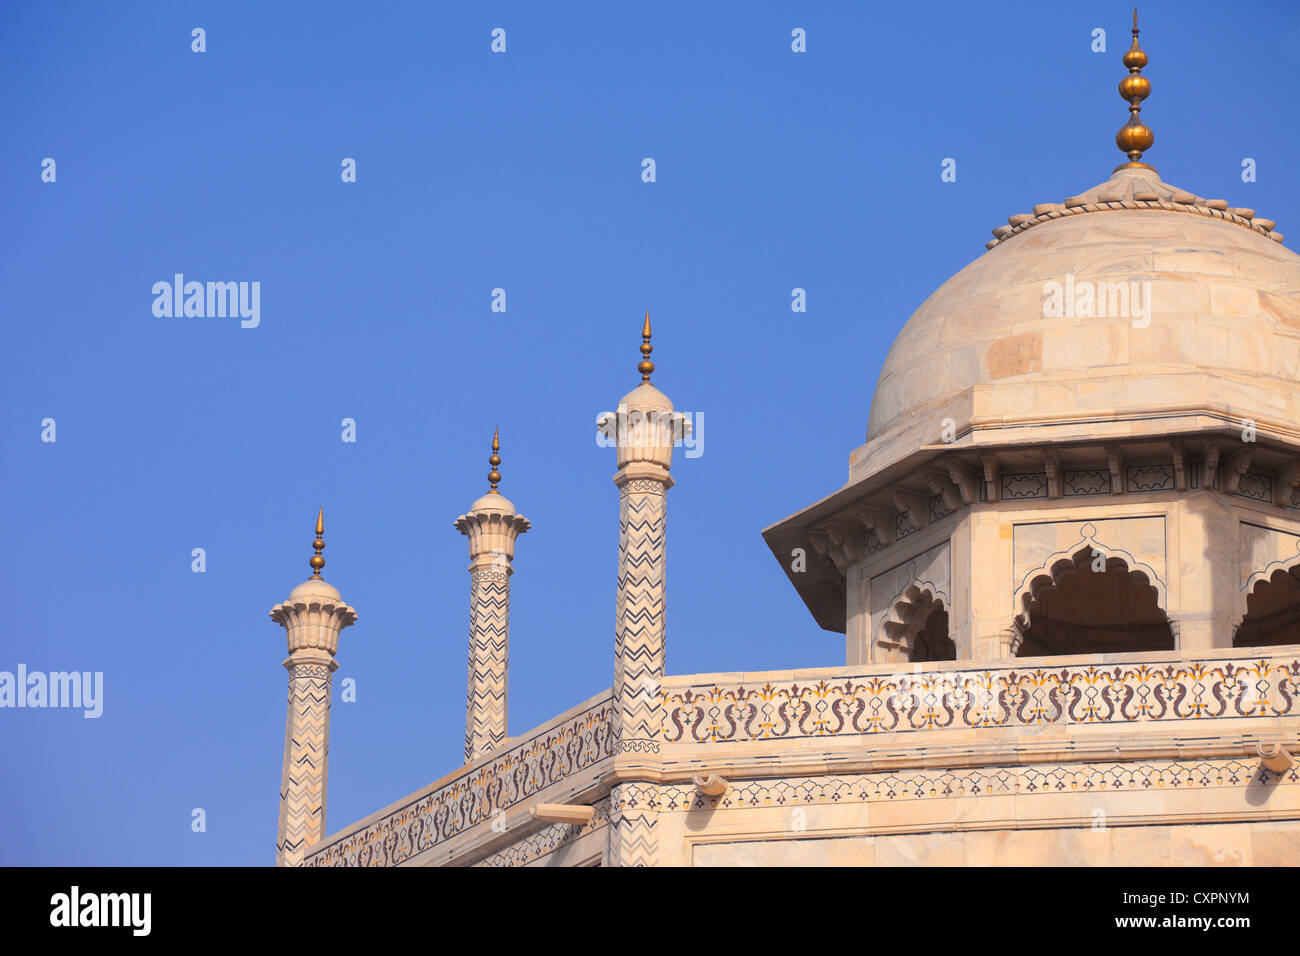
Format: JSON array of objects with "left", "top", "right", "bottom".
[{"left": 764, "top": 17, "right": 1300, "bottom": 668}]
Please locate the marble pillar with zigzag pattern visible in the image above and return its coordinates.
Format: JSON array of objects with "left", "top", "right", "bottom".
[
  {"left": 270, "top": 577, "right": 357, "bottom": 867},
  {"left": 613, "top": 475, "right": 669, "bottom": 750},
  {"left": 607, "top": 782, "right": 661, "bottom": 867},
  {"left": 465, "top": 566, "right": 511, "bottom": 760},
  {"left": 600, "top": 338, "right": 687, "bottom": 866},
  {"left": 456, "top": 482, "right": 529, "bottom": 764},
  {"left": 608, "top": 464, "right": 672, "bottom": 867},
  {"left": 277, "top": 655, "right": 335, "bottom": 865}
]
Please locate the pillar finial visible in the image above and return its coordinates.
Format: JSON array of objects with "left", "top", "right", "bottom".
[
  {"left": 1114, "top": 7, "right": 1155, "bottom": 173},
  {"left": 488, "top": 427, "right": 502, "bottom": 492},
  {"left": 638, "top": 310, "right": 655, "bottom": 383},
  {"left": 310, "top": 507, "right": 326, "bottom": 577}
]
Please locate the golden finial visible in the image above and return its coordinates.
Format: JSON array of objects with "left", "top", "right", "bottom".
[
  {"left": 1114, "top": 7, "right": 1155, "bottom": 173},
  {"left": 637, "top": 310, "right": 654, "bottom": 383},
  {"left": 487, "top": 427, "right": 502, "bottom": 492},
  {"left": 310, "top": 507, "right": 326, "bottom": 577}
]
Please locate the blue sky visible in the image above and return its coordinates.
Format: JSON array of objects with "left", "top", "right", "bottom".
[{"left": 2, "top": 1, "right": 1298, "bottom": 865}]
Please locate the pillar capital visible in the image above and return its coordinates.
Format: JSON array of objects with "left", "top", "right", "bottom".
[
  {"left": 454, "top": 498, "right": 530, "bottom": 565},
  {"left": 599, "top": 393, "right": 690, "bottom": 475},
  {"left": 270, "top": 578, "right": 358, "bottom": 658}
]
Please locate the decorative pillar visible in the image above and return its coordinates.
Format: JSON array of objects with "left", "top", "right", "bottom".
[
  {"left": 455, "top": 429, "right": 530, "bottom": 763},
  {"left": 269, "top": 509, "right": 357, "bottom": 867},
  {"left": 599, "top": 312, "right": 688, "bottom": 867}
]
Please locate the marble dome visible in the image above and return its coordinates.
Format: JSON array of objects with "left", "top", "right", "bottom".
[{"left": 860, "top": 165, "right": 1300, "bottom": 478}]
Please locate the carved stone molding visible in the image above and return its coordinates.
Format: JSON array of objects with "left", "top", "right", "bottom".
[{"left": 1221, "top": 448, "right": 1254, "bottom": 495}]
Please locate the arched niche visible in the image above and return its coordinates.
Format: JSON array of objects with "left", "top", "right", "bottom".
[
  {"left": 1236, "top": 565, "right": 1300, "bottom": 647},
  {"left": 1012, "top": 545, "right": 1174, "bottom": 657},
  {"left": 875, "top": 582, "right": 955, "bottom": 664}
]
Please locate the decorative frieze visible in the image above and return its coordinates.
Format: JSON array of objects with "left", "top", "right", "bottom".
[
  {"left": 1064, "top": 469, "right": 1110, "bottom": 496},
  {"left": 616, "top": 757, "right": 1297, "bottom": 818},
  {"left": 1002, "top": 472, "right": 1048, "bottom": 500},
  {"left": 301, "top": 648, "right": 1300, "bottom": 866},
  {"left": 979, "top": 463, "right": 1192, "bottom": 501},
  {"left": 1126, "top": 464, "right": 1173, "bottom": 492},
  {"left": 1234, "top": 471, "right": 1272, "bottom": 504},
  {"left": 662, "top": 654, "right": 1300, "bottom": 744},
  {"left": 302, "top": 695, "right": 616, "bottom": 866}
]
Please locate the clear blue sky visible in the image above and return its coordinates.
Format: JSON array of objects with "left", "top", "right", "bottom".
[{"left": 2, "top": 1, "right": 1297, "bottom": 865}]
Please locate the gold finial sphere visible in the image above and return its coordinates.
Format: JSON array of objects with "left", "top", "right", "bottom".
[
  {"left": 1118, "top": 74, "right": 1150, "bottom": 102},
  {"left": 1122, "top": 45, "right": 1148, "bottom": 71},
  {"left": 310, "top": 507, "right": 326, "bottom": 577},
  {"left": 1116, "top": 119, "right": 1154, "bottom": 158},
  {"left": 638, "top": 310, "right": 655, "bottom": 383},
  {"left": 488, "top": 427, "right": 502, "bottom": 491},
  {"left": 1114, "top": 7, "right": 1154, "bottom": 170}
]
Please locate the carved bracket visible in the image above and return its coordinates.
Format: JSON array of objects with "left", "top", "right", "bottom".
[
  {"left": 1220, "top": 448, "right": 1253, "bottom": 495},
  {"left": 893, "top": 488, "right": 930, "bottom": 530},
  {"left": 981, "top": 455, "right": 1000, "bottom": 502},
  {"left": 859, "top": 503, "right": 897, "bottom": 548},
  {"left": 1276, "top": 462, "right": 1300, "bottom": 507},
  {"left": 1202, "top": 440, "right": 1222, "bottom": 489},
  {"left": 1105, "top": 445, "right": 1125, "bottom": 495},
  {"left": 1170, "top": 440, "right": 1187, "bottom": 491},
  {"left": 946, "top": 461, "right": 979, "bottom": 505},
  {"left": 926, "top": 469, "right": 962, "bottom": 513},
  {"left": 1044, "top": 450, "right": 1063, "bottom": 499}
]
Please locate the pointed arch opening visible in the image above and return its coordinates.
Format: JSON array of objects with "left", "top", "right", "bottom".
[
  {"left": 876, "top": 583, "right": 955, "bottom": 664},
  {"left": 1014, "top": 547, "right": 1174, "bottom": 657},
  {"left": 1236, "top": 566, "right": 1300, "bottom": 647}
]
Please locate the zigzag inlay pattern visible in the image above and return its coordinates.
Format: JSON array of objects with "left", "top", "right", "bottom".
[
  {"left": 467, "top": 568, "right": 511, "bottom": 762},
  {"left": 607, "top": 783, "right": 659, "bottom": 867},
  {"left": 277, "top": 663, "right": 333, "bottom": 867},
  {"left": 614, "top": 481, "right": 668, "bottom": 752}
]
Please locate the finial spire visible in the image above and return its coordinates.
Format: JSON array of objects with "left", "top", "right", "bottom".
[
  {"left": 487, "top": 427, "right": 502, "bottom": 492},
  {"left": 310, "top": 507, "right": 326, "bottom": 577},
  {"left": 1114, "top": 7, "right": 1155, "bottom": 173},
  {"left": 638, "top": 310, "right": 655, "bottom": 384}
]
